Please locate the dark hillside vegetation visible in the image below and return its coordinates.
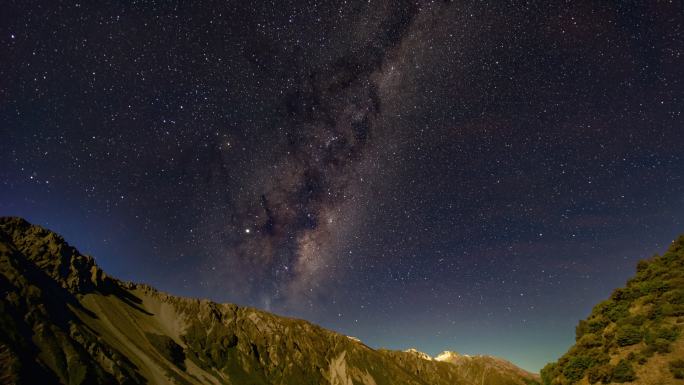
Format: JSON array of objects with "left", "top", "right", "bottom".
[{"left": 541, "top": 236, "right": 684, "bottom": 384}]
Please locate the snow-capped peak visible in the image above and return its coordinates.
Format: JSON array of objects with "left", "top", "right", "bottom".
[
  {"left": 404, "top": 348, "right": 433, "bottom": 361},
  {"left": 434, "top": 350, "right": 461, "bottom": 361}
]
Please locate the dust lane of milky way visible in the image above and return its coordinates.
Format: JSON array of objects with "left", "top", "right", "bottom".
[{"left": 226, "top": 4, "right": 421, "bottom": 306}]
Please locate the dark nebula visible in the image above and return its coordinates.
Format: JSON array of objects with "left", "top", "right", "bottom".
[
  {"left": 206, "top": 4, "right": 424, "bottom": 306},
  {"left": 2, "top": 0, "right": 683, "bottom": 371}
]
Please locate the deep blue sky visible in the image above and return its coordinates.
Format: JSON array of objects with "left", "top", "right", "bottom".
[{"left": 2, "top": 1, "right": 683, "bottom": 372}]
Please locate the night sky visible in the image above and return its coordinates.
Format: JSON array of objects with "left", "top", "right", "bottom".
[{"left": 2, "top": 1, "right": 683, "bottom": 372}]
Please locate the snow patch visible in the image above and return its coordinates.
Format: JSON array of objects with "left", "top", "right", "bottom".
[
  {"left": 346, "top": 336, "right": 362, "bottom": 343},
  {"left": 404, "top": 348, "right": 433, "bottom": 361}
]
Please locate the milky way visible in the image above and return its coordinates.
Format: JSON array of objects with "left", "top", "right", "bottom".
[
  {"left": 2, "top": 0, "right": 683, "bottom": 372},
  {"left": 190, "top": 4, "right": 420, "bottom": 308}
]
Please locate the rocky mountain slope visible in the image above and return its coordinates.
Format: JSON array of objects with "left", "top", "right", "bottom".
[
  {"left": 541, "top": 235, "right": 684, "bottom": 384},
  {"left": 434, "top": 350, "right": 541, "bottom": 384},
  {"left": 0, "top": 217, "right": 539, "bottom": 385}
]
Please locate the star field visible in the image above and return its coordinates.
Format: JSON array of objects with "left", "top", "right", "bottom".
[{"left": 1, "top": 1, "right": 683, "bottom": 372}]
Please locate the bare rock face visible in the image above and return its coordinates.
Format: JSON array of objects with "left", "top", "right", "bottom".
[
  {"left": 0, "top": 217, "right": 540, "bottom": 385},
  {"left": 0, "top": 217, "right": 108, "bottom": 293}
]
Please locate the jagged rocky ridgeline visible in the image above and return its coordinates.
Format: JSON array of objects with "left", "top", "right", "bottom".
[{"left": 0, "top": 217, "right": 539, "bottom": 385}]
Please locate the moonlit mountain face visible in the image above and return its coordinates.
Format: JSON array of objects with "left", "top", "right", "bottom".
[
  {"left": 1, "top": 1, "right": 683, "bottom": 372},
  {"left": 0, "top": 217, "right": 542, "bottom": 385}
]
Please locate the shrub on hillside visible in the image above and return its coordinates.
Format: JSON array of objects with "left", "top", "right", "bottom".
[
  {"left": 576, "top": 318, "right": 609, "bottom": 340},
  {"left": 636, "top": 353, "right": 648, "bottom": 365},
  {"left": 665, "top": 289, "right": 684, "bottom": 305},
  {"left": 617, "top": 314, "right": 645, "bottom": 327},
  {"left": 611, "top": 288, "right": 639, "bottom": 302},
  {"left": 637, "top": 279, "right": 669, "bottom": 296},
  {"left": 575, "top": 320, "right": 588, "bottom": 340},
  {"left": 642, "top": 325, "right": 679, "bottom": 354},
  {"left": 603, "top": 301, "right": 630, "bottom": 322},
  {"left": 577, "top": 333, "right": 602, "bottom": 348},
  {"left": 612, "top": 359, "right": 636, "bottom": 382},
  {"left": 646, "top": 303, "right": 664, "bottom": 320},
  {"left": 646, "top": 338, "right": 672, "bottom": 354},
  {"left": 540, "top": 362, "right": 557, "bottom": 385},
  {"left": 661, "top": 302, "right": 684, "bottom": 317},
  {"left": 670, "top": 359, "right": 684, "bottom": 379},
  {"left": 636, "top": 259, "right": 650, "bottom": 272},
  {"left": 615, "top": 324, "right": 642, "bottom": 346},
  {"left": 562, "top": 356, "right": 597, "bottom": 382},
  {"left": 655, "top": 325, "right": 680, "bottom": 341},
  {"left": 586, "top": 364, "right": 612, "bottom": 384}
]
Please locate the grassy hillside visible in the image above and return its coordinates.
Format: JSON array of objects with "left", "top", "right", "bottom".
[
  {"left": 0, "top": 217, "right": 538, "bottom": 385},
  {"left": 541, "top": 236, "right": 684, "bottom": 385}
]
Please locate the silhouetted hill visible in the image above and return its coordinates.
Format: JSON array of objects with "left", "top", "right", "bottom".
[{"left": 541, "top": 235, "right": 684, "bottom": 384}]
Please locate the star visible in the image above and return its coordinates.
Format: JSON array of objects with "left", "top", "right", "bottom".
[{"left": 2, "top": 0, "right": 682, "bottom": 374}]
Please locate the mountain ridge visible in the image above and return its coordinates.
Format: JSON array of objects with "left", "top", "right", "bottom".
[{"left": 0, "top": 217, "right": 539, "bottom": 385}]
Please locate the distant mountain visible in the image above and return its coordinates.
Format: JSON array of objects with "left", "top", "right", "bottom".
[
  {"left": 541, "top": 236, "right": 684, "bottom": 384},
  {"left": 383, "top": 349, "right": 539, "bottom": 385},
  {"left": 0, "top": 217, "right": 539, "bottom": 385},
  {"left": 434, "top": 350, "right": 540, "bottom": 383}
]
